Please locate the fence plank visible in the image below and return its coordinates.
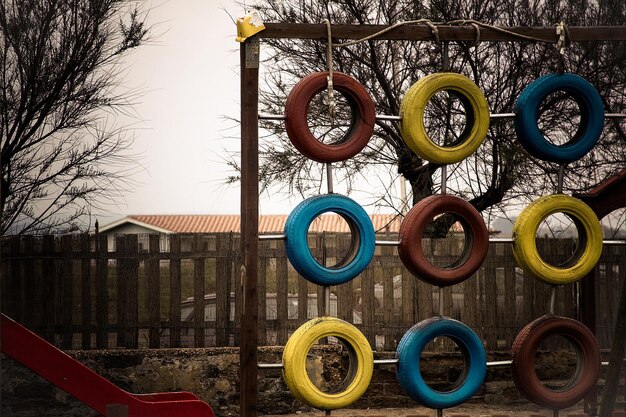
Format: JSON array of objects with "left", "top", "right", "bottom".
[
  {"left": 257, "top": 243, "right": 267, "bottom": 346},
  {"left": 125, "top": 235, "right": 139, "bottom": 349},
  {"left": 148, "top": 234, "right": 161, "bottom": 348},
  {"left": 401, "top": 267, "right": 415, "bottom": 330},
  {"left": 503, "top": 245, "right": 517, "bottom": 347},
  {"left": 298, "top": 276, "right": 308, "bottom": 323},
  {"left": 22, "top": 235, "right": 34, "bottom": 328},
  {"left": 362, "top": 265, "right": 375, "bottom": 347},
  {"left": 193, "top": 235, "right": 205, "bottom": 347},
  {"left": 484, "top": 265, "right": 498, "bottom": 350},
  {"left": 9, "top": 237, "right": 20, "bottom": 322},
  {"left": 417, "top": 279, "right": 433, "bottom": 321},
  {"left": 276, "top": 253, "right": 289, "bottom": 345},
  {"left": 41, "top": 236, "right": 55, "bottom": 343},
  {"left": 169, "top": 235, "right": 181, "bottom": 347},
  {"left": 81, "top": 234, "right": 91, "bottom": 349},
  {"left": 216, "top": 233, "right": 233, "bottom": 346},
  {"left": 61, "top": 235, "right": 74, "bottom": 349},
  {"left": 116, "top": 236, "right": 126, "bottom": 347},
  {"left": 96, "top": 234, "right": 109, "bottom": 348},
  {"left": 382, "top": 251, "right": 395, "bottom": 351}
]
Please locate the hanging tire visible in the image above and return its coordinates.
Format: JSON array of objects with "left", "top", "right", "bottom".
[
  {"left": 512, "top": 194, "right": 602, "bottom": 285},
  {"left": 400, "top": 73, "right": 490, "bottom": 164},
  {"left": 284, "top": 71, "right": 376, "bottom": 163},
  {"left": 398, "top": 195, "right": 489, "bottom": 286},
  {"left": 282, "top": 317, "right": 374, "bottom": 410},
  {"left": 511, "top": 315, "right": 601, "bottom": 409},
  {"left": 514, "top": 73, "right": 604, "bottom": 163},
  {"left": 396, "top": 316, "right": 487, "bottom": 409},
  {"left": 284, "top": 194, "right": 375, "bottom": 286}
]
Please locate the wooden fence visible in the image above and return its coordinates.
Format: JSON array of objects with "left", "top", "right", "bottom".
[{"left": 1, "top": 233, "right": 624, "bottom": 351}]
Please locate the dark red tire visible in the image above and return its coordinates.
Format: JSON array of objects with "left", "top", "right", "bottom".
[
  {"left": 284, "top": 72, "right": 375, "bottom": 163},
  {"left": 511, "top": 315, "right": 601, "bottom": 409},
  {"left": 398, "top": 195, "right": 488, "bottom": 286}
]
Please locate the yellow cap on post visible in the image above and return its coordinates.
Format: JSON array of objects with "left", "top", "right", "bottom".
[{"left": 236, "top": 11, "right": 265, "bottom": 43}]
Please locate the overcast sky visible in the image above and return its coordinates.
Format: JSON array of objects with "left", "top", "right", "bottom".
[{"left": 94, "top": 0, "right": 403, "bottom": 227}]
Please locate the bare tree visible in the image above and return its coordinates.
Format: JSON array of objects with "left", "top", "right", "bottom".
[
  {"left": 1, "top": 0, "right": 149, "bottom": 235},
  {"left": 231, "top": 0, "right": 626, "bottom": 232}
]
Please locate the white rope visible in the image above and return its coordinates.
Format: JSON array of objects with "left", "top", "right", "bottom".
[
  {"left": 330, "top": 18, "right": 560, "bottom": 49},
  {"left": 322, "top": 19, "right": 336, "bottom": 126}
]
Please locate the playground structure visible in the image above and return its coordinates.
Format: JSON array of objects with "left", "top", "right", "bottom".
[
  {"left": 238, "top": 19, "right": 626, "bottom": 417},
  {"left": 1, "top": 20, "right": 626, "bottom": 417}
]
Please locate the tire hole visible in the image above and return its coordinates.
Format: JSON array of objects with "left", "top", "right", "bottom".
[
  {"left": 424, "top": 90, "right": 474, "bottom": 147},
  {"left": 306, "top": 89, "right": 354, "bottom": 146},
  {"left": 534, "top": 213, "right": 585, "bottom": 268},
  {"left": 421, "top": 213, "right": 470, "bottom": 269},
  {"left": 305, "top": 338, "right": 358, "bottom": 394},
  {"left": 418, "top": 336, "right": 469, "bottom": 393},
  {"left": 537, "top": 92, "right": 582, "bottom": 147},
  {"left": 308, "top": 214, "right": 359, "bottom": 269},
  {"left": 533, "top": 334, "right": 580, "bottom": 392}
]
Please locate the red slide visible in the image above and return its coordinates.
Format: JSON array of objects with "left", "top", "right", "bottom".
[{"left": 1, "top": 314, "right": 214, "bottom": 417}]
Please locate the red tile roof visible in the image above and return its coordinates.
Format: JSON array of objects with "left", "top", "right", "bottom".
[{"left": 127, "top": 214, "right": 403, "bottom": 234}]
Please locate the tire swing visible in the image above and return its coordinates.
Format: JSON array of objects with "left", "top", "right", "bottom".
[
  {"left": 512, "top": 194, "right": 602, "bottom": 284},
  {"left": 395, "top": 316, "right": 487, "bottom": 409},
  {"left": 282, "top": 317, "right": 374, "bottom": 410},
  {"left": 284, "top": 71, "right": 376, "bottom": 163},
  {"left": 284, "top": 194, "right": 375, "bottom": 286},
  {"left": 511, "top": 315, "right": 601, "bottom": 409},
  {"left": 514, "top": 73, "right": 604, "bottom": 163},
  {"left": 398, "top": 195, "right": 489, "bottom": 286},
  {"left": 400, "top": 73, "right": 490, "bottom": 164}
]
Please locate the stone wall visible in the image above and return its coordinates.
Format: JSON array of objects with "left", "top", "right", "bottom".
[{"left": 1, "top": 347, "right": 585, "bottom": 417}]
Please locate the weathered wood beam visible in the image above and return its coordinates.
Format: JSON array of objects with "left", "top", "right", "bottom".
[{"left": 260, "top": 23, "right": 626, "bottom": 42}]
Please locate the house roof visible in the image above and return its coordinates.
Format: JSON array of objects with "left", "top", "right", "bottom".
[{"left": 100, "top": 213, "right": 406, "bottom": 234}]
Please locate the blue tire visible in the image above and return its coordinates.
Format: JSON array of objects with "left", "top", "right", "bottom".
[
  {"left": 284, "top": 194, "right": 375, "bottom": 286},
  {"left": 514, "top": 73, "right": 604, "bottom": 163},
  {"left": 396, "top": 316, "right": 486, "bottom": 409}
]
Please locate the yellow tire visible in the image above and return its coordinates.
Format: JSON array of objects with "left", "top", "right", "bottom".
[
  {"left": 282, "top": 317, "right": 373, "bottom": 410},
  {"left": 400, "top": 73, "right": 490, "bottom": 164},
  {"left": 512, "top": 195, "right": 602, "bottom": 285}
]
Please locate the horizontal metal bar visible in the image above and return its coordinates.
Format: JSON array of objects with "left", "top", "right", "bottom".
[
  {"left": 376, "top": 114, "right": 402, "bottom": 121},
  {"left": 262, "top": 359, "right": 610, "bottom": 369},
  {"left": 375, "top": 240, "right": 400, "bottom": 246},
  {"left": 489, "top": 237, "right": 514, "bottom": 243},
  {"left": 486, "top": 360, "right": 513, "bottom": 366},
  {"left": 373, "top": 358, "right": 399, "bottom": 365},
  {"left": 490, "top": 112, "right": 516, "bottom": 119},
  {"left": 259, "top": 234, "right": 286, "bottom": 240},
  {"left": 260, "top": 112, "right": 625, "bottom": 122},
  {"left": 258, "top": 363, "right": 284, "bottom": 369},
  {"left": 258, "top": 113, "right": 286, "bottom": 120},
  {"left": 604, "top": 240, "right": 626, "bottom": 245}
]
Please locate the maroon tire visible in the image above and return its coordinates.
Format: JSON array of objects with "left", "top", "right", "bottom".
[
  {"left": 284, "top": 72, "right": 375, "bottom": 163},
  {"left": 511, "top": 315, "right": 601, "bottom": 409},
  {"left": 398, "top": 195, "right": 488, "bottom": 286}
]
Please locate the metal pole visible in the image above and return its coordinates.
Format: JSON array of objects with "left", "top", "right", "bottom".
[
  {"left": 550, "top": 285, "right": 557, "bottom": 315},
  {"left": 441, "top": 165, "right": 448, "bottom": 194},
  {"left": 439, "top": 286, "right": 445, "bottom": 316},
  {"left": 557, "top": 165, "right": 565, "bottom": 194},
  {"left": 326, "top": 163, "right": 334, "bottom": 194}
]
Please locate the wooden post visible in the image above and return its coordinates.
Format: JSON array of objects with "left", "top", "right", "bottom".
[{"left": 240, "top": 34, "right": 260, "bottom": 417}]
